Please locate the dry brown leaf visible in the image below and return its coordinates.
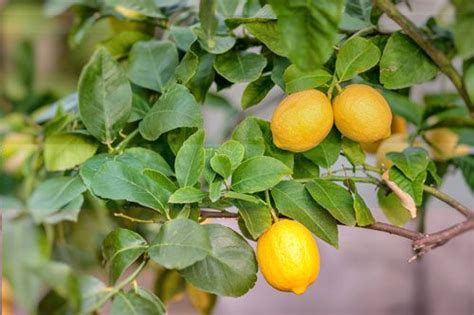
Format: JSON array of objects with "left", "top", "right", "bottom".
[{"left": 382, "top": 170, "right": 417, "bottom": 218}]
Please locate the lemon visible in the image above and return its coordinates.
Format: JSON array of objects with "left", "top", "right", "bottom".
[
  {"left": 361, "top": 115, "right": 408, "bottom": 154},
  {"left": 2, "top": 279, "right": 13, "bottom": 315},
  {"left": 425, "top": 128, "right": 470, "bottom": 161},
  {"left": 257, "top": 219, "right": 320, "bottom": 295},
  {"left": 115, "top": 5, "right": 144, "bottom": 19},
  {"left": 334, "top": 84, "right": 392, "bottom": 143},
  {"left": 271, "top": 89, "right": 333, "bottom": 152}
]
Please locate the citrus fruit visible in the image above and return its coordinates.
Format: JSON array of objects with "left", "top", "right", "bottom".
[
  {"left": 271, "top": 89, "right": 333, "bottom": 152},
  {"left": 361, "top": 115, "right": 408, "bottom": 153},
  {"left": 376, "top": 134, "right": 417, "bottom": 167},
  {"left": 115, "top": 5, "right": 144, "bottom": 19},
  {"left": 1, "top": 133, "right": 37, "bottom": 174},
  {"left": 257, "top": 219, "right": 320, "bottom": 295},
  {"left": 425, "top": 128, "right": 470, "bottom": 161},
  {"left": 2, "top": 279, "right": 13, "bottom": 315},
  {"left": 333, "top": 84, "right": 392, "bottom": 143}
]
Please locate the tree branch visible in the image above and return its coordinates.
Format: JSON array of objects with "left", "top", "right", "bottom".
[
  {"left": 373, "top": 0, "right": 473, "bottom": 112},
  {"left": 422, "top": 185, "right": 473, "bottom": 218}
]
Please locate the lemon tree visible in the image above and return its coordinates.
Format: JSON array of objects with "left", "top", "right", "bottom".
[{"left": 2, "top": 0, "right": 474, "bottom": 314}]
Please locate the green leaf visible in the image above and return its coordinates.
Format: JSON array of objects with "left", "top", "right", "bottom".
[
  {"left": 353, "top": 193, "right": 375, "bottom": 226},
  {"left": 453, "top": 1, "right": 474, "bottom": 59},
  {"left": 209, "top": 179, "right": 224, "bottom": 202},
  {"left": 382, "top": 90, "right": 422, "bottom": 125},
  {"left": 169, "top": 187, "right": 207, "bottom": 204},
  {"left": 242, "top": 75, "right": 275, "bottom": 110},
  {"left": 306, "top": 179, "right": 356, "bottom": 226},
  {"left": 78, "top": 47, "right": 132, "bottom": 144},
  {"left": 143, "top": 169, "right": 178, "bottom": 195},
  {"left": 232, "top": 156, "right": 292, "bottom": 193},
  {"left": 176, "top": 50, "right": 199, "bottom": 84},
  {"left": 105, "top": 0, "right": 164, "bottom": 18},
  {"left": 210, "top": 154, "right": 232, "bottom": 178},
  {"left": 149, "top": 219, "right": 211, "bottom": 269},
  {"left": 232, "top": 117, "right": 266, "bottom": 160},
  {"left": 42, "top": 195, "right": 84, "bottom": 224},
  {"left": 454, "top": 155, "right": 474, "bottom": 192},
  {"left": 44, "top": 133, "right": 98, "bottom": 171},
  {"left": 128, "top": 40, "right": 178, "bottom": 92},
  {"left": 386, "top": 147, "right": 430, "bottom": 181},
  {"left": 217, "top": 0, "right": 239, "bottom": 16},
  {"left": 214, "top": 51, "right": 267, "bottom": 83},
  {"left": 180, "top": 224, "right": 257, "bottom": 297},
  {"left": 120, "top": 147, "right": 174, "bottom": 177},
  {"left": 169, "top": 25, "right": 197, "bottom": 51},
  {"left": 303, "top": 128, "right": 341, "bottom": 169},
  {"left": 268, "top": 0, "right": 344, "bottom": 71},
  {"left": 344, "top": 0, "right": 372, "bottom": 22},
  {"left": 336, "top": 36, "right": 380, "bottom": 81},
  {"left": 187, "top": 46, "right": 215, "bottom": 103},
  {"left": 341, "top": 137, "right": 365, "bottom": 167},
  {"left": 199, "top": 0, "right": 218, "bottom": 42},
  {"left": 244, "top": 22, "right": 288, "bottom": 57},
  {"left": 380, "top": 32, "right": 438, "bottom": 89},
  {"left": 216, "top": 140, "right": 245, "bottom": 170},
  {"left": 224, "top": 191, "right": 261, "bottom": 204},
  {"left": 175, "top": 129, "right": 205, "bottom": 187},
  {"left": 102, "top": 228, "right": 148, "bottom": 284},
  {"left": 271, "top": 57, "right": 290, "bottom": 89},
  {"left": 135, "top": 288, "right": 166, "bottom": 314},
  {"left": 129, "top": 94, "right": 151, "bottom": 122},
  {"left": 101, "top": 31, "right": 151, "bottom": 59},
  {"left": 293, "top": 155, "right": 320, "bottom": 179},
  {"left": 28, "top": 176, "right": 86, "bottom": 222},
  {"left": 78, "top": 276, "right": 109, "bottom": 314},
  {"left": 111, "top": 291, "right": 165, "bottom": 315},
  {"left": 283, "top": 65, "right": 332, "bottom": 94},
  {"left": 272, "top": 181, "right": 338, "bottom": 247},
  {"left": 195, "top": 30, "right": 237, "bottom": 54},
  {"left": 257, "top": 119, "right": 295, "bottom": 169},
  {"left": 3, "top": 218, "right": 51, "bottom": 313},
  {"left": 90, "top": 160, "right": 173, "bottom": 212},
  {"left": 377, "top": 189, "right": 411, "bottom": 226},
  {"left": 139, "top": 84, "right": 203, "bottom": 141},
  {"left": 234, "top": 199, "right": 271, "bottom": 239}
]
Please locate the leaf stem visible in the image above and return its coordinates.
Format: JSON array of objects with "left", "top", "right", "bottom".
[
  {"left": 115, "top": 129, "right": 140, "bottom": 153},
  {"left": 89, "top": 260, "right": 148, "bottom": 312},
  {"left": 114, "top": 212, "right": 157, "bottom": 224},
  {"left": 265, "top": 190, "right": 279, "bottom": 222}
]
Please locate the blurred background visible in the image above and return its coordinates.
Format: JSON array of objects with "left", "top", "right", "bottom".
[{"left": 1, "top": 0, "right": 473, "bottom": 314}]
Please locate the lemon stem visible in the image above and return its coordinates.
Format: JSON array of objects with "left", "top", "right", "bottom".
[{"left": 266, "top": 190, "right": 279, "bottom": 222}]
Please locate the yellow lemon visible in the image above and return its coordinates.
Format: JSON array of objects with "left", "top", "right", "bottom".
[
  {"left": 361, "top": 115, "right": 408, "bottom": 154},
  {"left": 271, "top": 89, "right": 333, "bottom": 152},
  {"left": 257, "top": 219, "right": 320, "bottom": 295},
  {"left": 115, "top": 5, "right": 144, "bottom": 19},
  {"left": 2, "top": 279, "right": 13, "bottom": 315},
  {"left": 333, "top": 84, "right": 392, "bottom": 143},
  {"left": 425, "top": 128, "right": 470, "bottom": 161},
  {"left": 376, "top": 134, "right": 414, "bottom": 167}
]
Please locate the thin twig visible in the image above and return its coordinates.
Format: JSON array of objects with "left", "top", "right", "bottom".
[
  {"left": 373, "top": 0, "right": 473, "bottom": 112},
  {"left": 422, "top": 185, "right": 473, "bottom": 218}
]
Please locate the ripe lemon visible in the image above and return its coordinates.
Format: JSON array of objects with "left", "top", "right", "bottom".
[
  {"left": 425, "top": 128, "right": 470, "bottom": 161},
  {"left": 115, "top": 5, "right": 144, "bottom": 19},
  {"left": 257, "top": 219, "right": 320, "bottom": 295},
  {"left": 361, "top": 115, "right": 408, "bottom": 153},
  {"left": 333, "top": 84, "right": 392, "bottom": 143},
  {"left": 2, "top": 279, "right": 13, "bottom": 315},
  {"left": 271, "top": 89, "right": 333, "bottom": 152}
]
